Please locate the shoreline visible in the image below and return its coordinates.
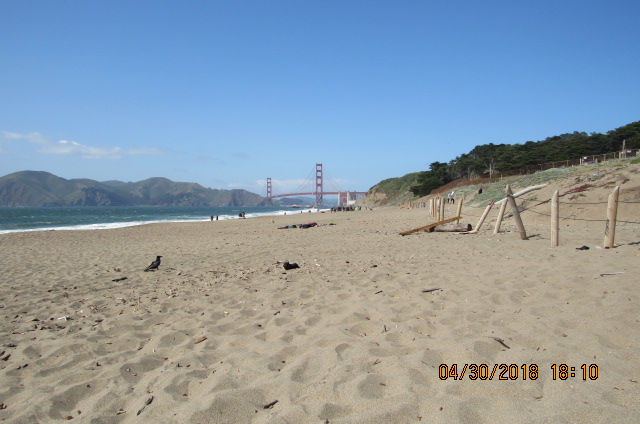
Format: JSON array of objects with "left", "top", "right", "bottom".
[{"left": 0, "top": 206, "right": 330, "bottom": 235}]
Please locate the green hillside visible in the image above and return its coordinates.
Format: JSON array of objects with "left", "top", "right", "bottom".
[{"left": 361, "top": 120, "right": 640, "bottom": 205}]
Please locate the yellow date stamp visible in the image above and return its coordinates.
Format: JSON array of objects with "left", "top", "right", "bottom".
[{"left": 439, "top": 364, "right": 599, "bottom": 381}]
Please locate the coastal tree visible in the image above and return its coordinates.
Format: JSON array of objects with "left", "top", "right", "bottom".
[{"left": 410, "top": 121, "right": 640, "bottom": 195}]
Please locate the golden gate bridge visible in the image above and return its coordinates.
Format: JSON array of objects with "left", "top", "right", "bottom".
[{"left": 265, "top": 163, "right": 367, "bottom": 207}]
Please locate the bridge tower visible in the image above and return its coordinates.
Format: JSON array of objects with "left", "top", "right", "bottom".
[
  {"left": 266, "top": 177, "right": 273, "bottom": 206},
  {"left": 315, "top": 163, "right": 323, "bottom": 207}
]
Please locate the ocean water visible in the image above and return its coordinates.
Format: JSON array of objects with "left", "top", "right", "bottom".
[{"left": 0, "top": 206, "right": 324, "bottom": 234}]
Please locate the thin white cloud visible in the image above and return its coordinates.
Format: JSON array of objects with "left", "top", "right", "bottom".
[
  {"left": 1, "top": 131, "right": 164, "bottom": 159},
  {"left": 41, "top": 139, "right": 122, "bottom": 159},
  {"left": 1, "top": 131, "right": 47, "bottom": 144},
  {"left": 195, "top": 155, "right": 225, "bottom": 165},
  {"left": 126, "top": 147, "right": 164, "bottom": 156}
]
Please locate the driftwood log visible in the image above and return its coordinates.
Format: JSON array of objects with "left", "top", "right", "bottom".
[
  {"left": 505, "top": 184, "right": 527, "bottom": 240},
  {"left": 399, "top": 216, "right": 461, "bottom": 236},
  {"left": 464, "top": 183, "right": 548, "bottom": 235},
  {"left": 429, "top": 223, "right": 472, "bottom": 232},
  {"left": 493, "top": 184, "right": 548, "bottom": 205}
]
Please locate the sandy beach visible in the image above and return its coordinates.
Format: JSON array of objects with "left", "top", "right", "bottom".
[{"left": 1, "top": 180, "right": 639, "bottom": 423}]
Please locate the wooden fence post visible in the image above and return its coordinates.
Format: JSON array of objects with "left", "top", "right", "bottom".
[
  {"left": 456, "top": 198, "right": 463, "bottom": 224},
  {"left": 603, "top": 186, "right": 620, "bottom": 248},
  {"left": 507, "top": 191, "right": 527, "bottom": 240},
  {"left": 493, "top": 185, "right": 511, "bottom": 234},
  {"left": 551, "top": 190, "right": 559, "bottom": 247},
  {"left": 439, "top": 196, "right": 445, "bottom": 221},
  {"left": 473, "top": 202, "right": 494, "bottom": 232}
]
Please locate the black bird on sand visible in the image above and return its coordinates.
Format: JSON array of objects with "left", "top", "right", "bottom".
[
  {"left": 144, "top": 256, "right": 162, "bottom": 271},
  {"left": 283, "top": 261, "right": 299, "bottom": 270}
]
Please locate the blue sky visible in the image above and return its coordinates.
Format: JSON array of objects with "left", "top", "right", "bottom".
[{"left": 1, "top": 0, "right": 638, "bottom": 196}]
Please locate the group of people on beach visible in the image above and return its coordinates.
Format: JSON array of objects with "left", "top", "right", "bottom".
[{"left": 330, "top": 206, "right": 369, "bottom": 212}]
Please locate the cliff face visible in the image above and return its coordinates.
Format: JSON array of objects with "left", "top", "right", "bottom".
[
  {"left": 0, "top": 171, "right": 265, "bottom": 207},
  {"left": 359, "top": 172, "right": 421, "bottom": 207}
]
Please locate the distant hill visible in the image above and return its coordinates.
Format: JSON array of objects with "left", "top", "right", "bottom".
[{"left": 0, "top": 171, "right": 265, "bottom": 207}]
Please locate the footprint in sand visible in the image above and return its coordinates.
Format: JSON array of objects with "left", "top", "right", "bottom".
[
  {"left": 158, "top": 331, "right": 190, "bottom": 348},
  {"left": 335, "top": 343, "right": 351, "bottom": 361},
  {"left": 164, "top": 375, "right": 192, "bottom": 401},
  {"left": 318, "top": 403, "right": 353, "bottom": 421},
  {"left": 47, "top": 384, "right": 92, "bottom": 420},
  {"left": 118, "top": 355, "right": 165, "bottom": 384},
  {"left": 304, "top": 315, "right": 322, "bottom": 327},
  {"left": 473, "top": 340, "right": 503, "bottom": 362},
  {"left": 356, "top": 374, "right": 387, "bottom": 399}
]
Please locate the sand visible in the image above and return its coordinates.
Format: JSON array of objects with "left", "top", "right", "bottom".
[{"left": 1, "top": 185, "right": 639, "bottom": 423}]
